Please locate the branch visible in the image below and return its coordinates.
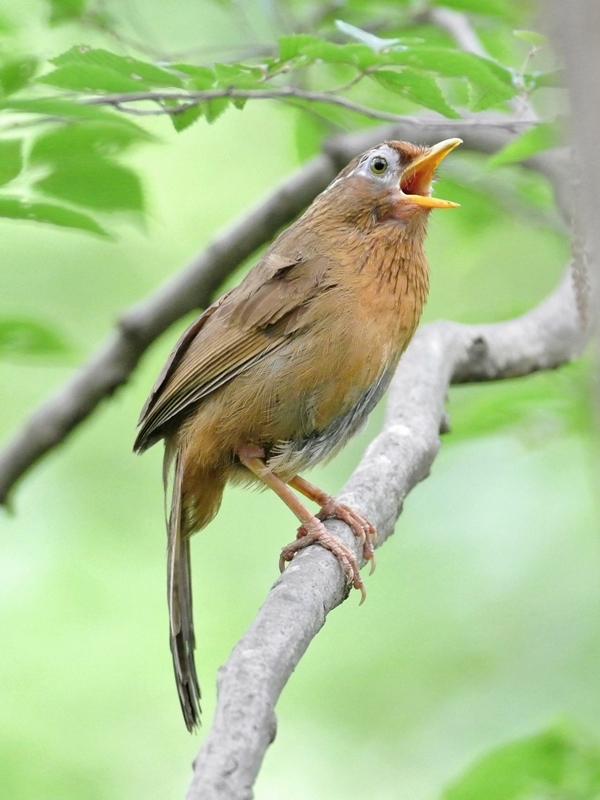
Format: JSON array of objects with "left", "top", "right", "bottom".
[
  {"left": 185, "top": 264, "right": 589, "bottom": 800},
  {"left": 0, "top": 116, "right": 542, "bottom": 506},
  {"left": 84, "top": 87, "right": 537, "bottom": 125}
]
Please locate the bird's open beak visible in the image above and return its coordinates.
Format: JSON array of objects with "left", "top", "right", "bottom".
[{"left": 400, "top": 138, "right": 462, "bottom": 209}]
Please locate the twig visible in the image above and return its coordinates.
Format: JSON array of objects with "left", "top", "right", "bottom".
[
  {"left": 82, "top": 87, "right": 533, "bottom": 125},
  {"left": 0, "top": 116, "right": 539, "bottom": 506}
]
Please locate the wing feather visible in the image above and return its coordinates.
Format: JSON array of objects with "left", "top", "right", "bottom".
[{"left": 134, "top": 249, "right": 336, "bottom": 451}]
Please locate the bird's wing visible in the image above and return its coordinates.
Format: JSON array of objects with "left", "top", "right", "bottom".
[{"left": 134, "top": 250, "right": 335, "bottom": 451}]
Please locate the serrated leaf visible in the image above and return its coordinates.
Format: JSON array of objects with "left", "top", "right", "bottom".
[
  {"left": 334, "top": 19, "right": 402, "bottom": 52},
  {"left": 488, "top": 122, "right": 561, "bottom": 167},
  {"left": 0, "top": 140, "right": 23, "bottom": 186},
  {"left": 35, "top": 156, "right": 143, "bottom": 212},
  {"left": 0, "top": 196, "right": 108, "bottom": 235},
  {"left": 0, "top": 317, "right": 71, "bottom": 358},
  {"left": 38, "top": 64, "right": 153, "bottom": 93},
  {"left": 279, "top": 34, "right": 319, "bottom": 61},
  {"left": 170, "top": 104, "right": 203, "bottom": 132},
  {"left": 51, "top": 46, "right": 184, "bottom": 88},
  {"left": 279, "top": 35, "right": 379, "bottom": 69},
  {"left": 172, "top": 63, "right": 215, "bottom": 89},
  {"left": 373, "top": 69, "right": 459, "bottom": 118},
  {"left": 386, "top": 47, "right": 515, "bottom": 103},
  {"left": 514, "top": 29, "right": 548, "bottom": 47},
  {"left": 204, "top": 97, "right": 229, "bottom": 123},
  {"left": 0, "top": 57, "right": 37, "bottom": 95},
  {"left": 47, "top": 0, "right": 87, "bottom": 24}
]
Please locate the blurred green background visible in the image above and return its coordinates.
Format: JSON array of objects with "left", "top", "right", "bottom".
[{"left": 0, "top": 1, "right": 598, "bottom": 798}]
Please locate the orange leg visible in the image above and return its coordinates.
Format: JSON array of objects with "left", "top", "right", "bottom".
[
  {"left": 289, "top": 475, "right": 377, "bottom": 574},
  {"left": 237, "top": 445, "right": 366, "bottom": 603}
]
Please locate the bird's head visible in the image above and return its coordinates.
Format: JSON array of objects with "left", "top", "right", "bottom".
[{"left": 313, "top": 138, "right": 462, "bottom": 232}]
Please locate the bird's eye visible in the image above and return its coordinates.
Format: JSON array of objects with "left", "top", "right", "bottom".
[{"left": 370, "top": 156, "right": 388, "bottom": 175}]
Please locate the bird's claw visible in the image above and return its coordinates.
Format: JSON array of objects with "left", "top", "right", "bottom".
[
  {"left": 300, "top": 498, "right": 377, "bottom": 575},
  {"left": 280, "top": 517, "right": 366, "bottom": 603}
]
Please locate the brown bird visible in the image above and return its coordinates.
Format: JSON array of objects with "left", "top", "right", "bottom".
[{"left": 134, "top": 137, "right": 461, "bottom": 730}]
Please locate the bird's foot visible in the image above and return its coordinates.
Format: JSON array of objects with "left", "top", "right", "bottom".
[
  {"left": 293, "top": 498, "right": 377, "bottom": 574},
  {"left": 279, "top": 517, "right": 366, "bottom": 604},
  {"left": 314, "top": 498, "right": 377, "bottom": 574}
]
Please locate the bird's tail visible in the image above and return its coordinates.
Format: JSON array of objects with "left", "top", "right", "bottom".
[{"left": 165, "top": 443, "right": 225, "bottom": 731}]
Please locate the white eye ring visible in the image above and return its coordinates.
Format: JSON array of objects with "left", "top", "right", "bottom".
[{"left": 370, "top": 156, "right": 389, "bottom": 175}]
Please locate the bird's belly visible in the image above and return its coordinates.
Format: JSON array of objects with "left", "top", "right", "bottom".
[{"left": 265, "top": 360, "right": 396, "bottom": 478}]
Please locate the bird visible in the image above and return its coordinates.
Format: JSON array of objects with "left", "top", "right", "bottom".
[{"left": 134, "top": 137, "right": 461, "bottom": 730}]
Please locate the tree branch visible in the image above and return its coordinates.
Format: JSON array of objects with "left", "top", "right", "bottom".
[
  {"left": 0, "top": 116, "right": 541, "bottom": 506},
  {"left": 83, "top": 87, "right": 538, "bottom": 125},
  {"left": 185, "top": 263, "right": 589, "bottom": 800}
]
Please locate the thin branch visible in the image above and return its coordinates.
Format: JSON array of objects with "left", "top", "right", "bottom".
[
  {"left": 0, "top": 116, "right": 540, "bottom": 506},
  {"left": 185, "top": 263, "right": 589, "bottom": 800},
  {"left": 82, "top": 87, "right": 540, "bottom": 126}
]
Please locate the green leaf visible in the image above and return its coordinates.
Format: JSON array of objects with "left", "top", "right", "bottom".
[
  {"left": 488, "top": 122, "right": 561, "bottom": 167},
  {"left": 372, "top": 69, "right": 459, "bottom": 118},
  {"left": 0, "top": 317, "right": 71, "bottom": 359},
  {"left": 0, "top": 140, "right": 23, "bottom": 186},
  {"left": 334, "top": 19, "right": 401, "bottom": 52},
  {"left": 0, "top": 197, "right": 108, "bottom": 235},
  {"left": 35, "top": 156, "right": 144, "bottom": 212},
  {"left": 0, "top": 57, "right": 37, "bottom": 95},
  {"left": 51, "top": 47, "right": 184, "bottom": 88},
  {"left": 279, "top": 34, "right": 319, "bottom": 61},
  {"left": 170, "top": 104, "right": 203, "bottom": 132},
  {"left": 514, "top": 29, "right": 548, "bottom": 48},
  {"left": 171, "top": 63, "right": 215, "bottom": 89},
  {"left": 386, "top": 48, "right": 516, "bottom": 107},
  {"left": 47, "top": 0, "right": 88, "bottom": 25},
  {"left": 204, "top": 97, "right": 229, "bottom": 123},
  {"left": 38, "top": 64, "right": 153, "bottom": 93},
  {"left": 279, "top": 35, "right": 379, "bottom": 69},
  {"left": 443, "top": 725, "right": 600, "bottom": 800},
  {"left": 30, "top": 120, "right": 152, "bottom": 165}
]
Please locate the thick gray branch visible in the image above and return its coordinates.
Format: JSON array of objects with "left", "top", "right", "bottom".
[
  {"left": 0, "top": 116, "right": 538, "bottom": 505},
  {"left": 186, "top": 264, "right": 587, "bottom": 800}
]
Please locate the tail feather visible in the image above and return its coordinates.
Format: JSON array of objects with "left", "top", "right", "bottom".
[{"left": 168, "top": 451, "right": 201, "bottom": 731}]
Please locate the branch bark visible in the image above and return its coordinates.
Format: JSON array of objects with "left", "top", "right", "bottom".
[{"left": 0, "top": 115, "right": 540, "bottom": 506}]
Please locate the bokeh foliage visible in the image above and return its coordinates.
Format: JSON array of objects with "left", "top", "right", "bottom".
[{"left": 0, "top": 1, "right": 597, "bottom": 799}]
